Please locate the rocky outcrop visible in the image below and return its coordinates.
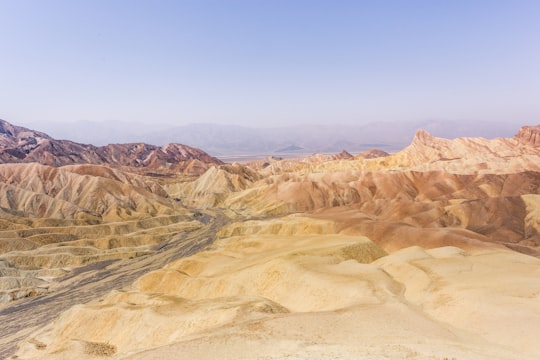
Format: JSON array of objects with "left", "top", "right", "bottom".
[{"left": 515, "top": 125, "right": 540, "bottom": 146}]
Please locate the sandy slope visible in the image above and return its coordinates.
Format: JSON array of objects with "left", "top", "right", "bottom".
[{"left": 13, "top": 216, "right": 540, "bottom": 359}]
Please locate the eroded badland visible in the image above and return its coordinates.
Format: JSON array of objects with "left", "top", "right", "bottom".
[{"left": 1, "top": 119, "right": 540, "bottom": 359}]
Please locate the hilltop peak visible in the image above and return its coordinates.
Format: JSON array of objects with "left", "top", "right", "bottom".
[
  {"left": 514, "top": 125, "right": 540, "bottom": 146},
  {"left": 411, "top": 129, "right": 438, "bottom": 145}
]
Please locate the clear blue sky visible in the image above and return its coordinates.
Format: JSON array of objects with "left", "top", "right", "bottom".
[{"left": 1, "top": 0, "right": 539, "bottom": 127}]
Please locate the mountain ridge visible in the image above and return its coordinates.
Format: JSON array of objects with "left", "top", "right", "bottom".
[
  {"left": 0, "top": 119, "right": 222, "bottom": 173},
  {"left": 15, "top": 119, "right": 520, "bottom": 155}
]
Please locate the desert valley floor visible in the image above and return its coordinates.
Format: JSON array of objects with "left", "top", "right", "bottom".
[{"left": 1, "top": 119, "right": 540, "bottom": 359}]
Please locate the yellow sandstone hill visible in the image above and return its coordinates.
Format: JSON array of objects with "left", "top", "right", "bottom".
[{"left": 14, "top": 216, "right": 540, "bottom": 360}]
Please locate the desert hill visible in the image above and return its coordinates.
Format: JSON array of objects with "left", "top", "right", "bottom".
[
  {"left": 13, "top": 216, "right": 540, "bottom": 360},
  {"left": 1, "top": 123, "right": 540, "bottom": 359},
  {"left": 167, "top": 127, "right": 540, "bottom": 255},
  {"left": 0, "top": 163, "right": 180, "bottom": 221},
  {"left": 0, "top": 119, "right": 222, "bottom": 173},
  {"left": 0, "top": 161, "right": 205, "bottom": 306}
]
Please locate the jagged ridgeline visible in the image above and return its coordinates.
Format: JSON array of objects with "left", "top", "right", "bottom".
[
  {"left": 0, "top": 119, "right": 222, "bottom": 173},
  {"left": 1, "top": 119, "right": 540, "bottom": 359}
]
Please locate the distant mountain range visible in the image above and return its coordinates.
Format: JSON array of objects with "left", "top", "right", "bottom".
[
  {"left": 16, "top": 119, "right": 520, "bottom": 157},
  {"left": 0, "top": 119, "right": 222, "bottom": 173}
]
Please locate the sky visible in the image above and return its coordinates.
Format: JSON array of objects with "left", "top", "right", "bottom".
[{"left": 0, "top": 0, "right": 539, "bottom": 128}]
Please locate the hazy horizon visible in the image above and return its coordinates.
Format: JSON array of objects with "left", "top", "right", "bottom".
[
  {"left": 1, "top": 1, "right": 539, "bottom": 129},
  {"left": 3, "top": 117, "right": 521, "bottom": 158}
]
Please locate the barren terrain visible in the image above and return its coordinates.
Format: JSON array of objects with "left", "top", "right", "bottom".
[{"left": 1, "top": 121, "right": 540, "bottom": 359}]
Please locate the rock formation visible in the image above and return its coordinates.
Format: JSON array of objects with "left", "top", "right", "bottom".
[
  {"left": 515, "top": 124, "right": 540, "bottom": 146},
  {"left": 1, "top": 122, "right": 540, "bottom": 359}
]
